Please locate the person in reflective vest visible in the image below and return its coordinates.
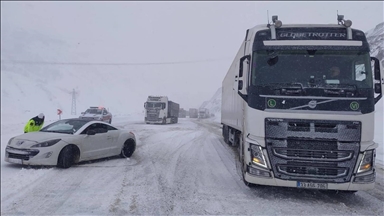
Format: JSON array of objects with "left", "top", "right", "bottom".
[{"left": 24, "top": 113, "right": 45, "bottom": 133}]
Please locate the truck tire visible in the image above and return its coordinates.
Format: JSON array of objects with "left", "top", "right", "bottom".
[
  {"left": 240, "top": 139, "right": 254, "bottom": 187},
  {"left": 223, "top": 125, "right": 230, "bottom": 145}
]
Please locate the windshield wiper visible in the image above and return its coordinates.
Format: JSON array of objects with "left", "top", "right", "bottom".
[
  {"left": 323, "top": 84, "right": 358, "bottom": 96},
  {"left": 260, "top": 82, "right": 305, "bottom": 95}
]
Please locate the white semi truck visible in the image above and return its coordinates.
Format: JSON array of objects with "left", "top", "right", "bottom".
[
  {"left": 221, "top": 15, "right": 383, "bottom": 192},
  {"left": 198, "top": 108, "right": 210, "bottom": 119},
  {"left": 144, "top": 96, "right": 180, "bottom": 124}
]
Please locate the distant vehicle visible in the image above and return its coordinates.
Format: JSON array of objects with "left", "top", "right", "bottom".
[
  {"left": 198, "top": 108, "right": 210, "bottom": 119},
  {"left": 179, "top": 108, "right": 187, "bottom": 118},
  {"left": 79, "top": 106, "right": 112, "bottom": 124},
  {"left": 144, "top": 96, "right": 180, "bottom": 124},
  {"left": 4, "top": 118, "right": 136, "bottom": 168},
  {"left": 189, "top": 108, "right": 198, "bottom": 118}
]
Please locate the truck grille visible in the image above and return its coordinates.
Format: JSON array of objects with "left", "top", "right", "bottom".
[
  {"left": 265, "top": 118, "right": 360, "bottom": 183},
  {"left": 147, "top": 113, "right": 159, "bottom": 121}
]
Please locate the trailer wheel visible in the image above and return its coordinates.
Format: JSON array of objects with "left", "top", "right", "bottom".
[{"left": 223, "top": 125, "right": 230, "bottom": 145}]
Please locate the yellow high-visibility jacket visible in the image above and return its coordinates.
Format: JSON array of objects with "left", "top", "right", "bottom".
[{"left": 24, "top": 117, "right": 44, "bottom": 133}]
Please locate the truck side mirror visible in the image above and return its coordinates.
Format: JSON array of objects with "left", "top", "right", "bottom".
[
  {"left": 237, "top": 55, "right": 250, "bottom": 101},
  {"left": 371, "top": 57, "right": 382, "bottom": 104},
  {"left": 371, "top": 57, "right": 381, "bottom": 80}
]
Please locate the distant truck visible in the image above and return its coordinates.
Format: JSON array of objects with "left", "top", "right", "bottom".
[
  {"left": 179, "top": 108, "right": 187, "bottom": 118},
  {"left": 189, "top": 108, "right": 198, "bottom": 118},
  {"left": 144, "top": 96, "right": 179, "bottom": 124},
  {"left": 198, "top": 108, "right": 210, "bottom": 119}
]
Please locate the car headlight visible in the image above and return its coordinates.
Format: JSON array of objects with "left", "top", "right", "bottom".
[
  {"left": 7, "top": 137, "right": 15, "bottom": 146},
  {"left": 250, "top": 144, "right": 268, "bottom": 169},
  {"left": 31, "top": 139, "right": 61, "bottom": 148},
  {"left": 357, "top": 150, "right": 375, "bottom": 173}
]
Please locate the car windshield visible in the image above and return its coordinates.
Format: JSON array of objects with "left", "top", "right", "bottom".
[
  {"left": 85, "top": 108, "right": 102, "bottom": 114},
  {"left": 251, "top": 50, "right": 373, "bottom": 89},
  {"left": 40, "top": 119, "right": 89, "bottom": 134}
]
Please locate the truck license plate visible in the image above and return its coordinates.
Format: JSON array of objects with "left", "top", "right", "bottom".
[
  {"left": 297, "top": 181, "right": 328, "bottom": 189},
  {"left": 8, "top": 158, "right": 23, "bottom": 164}
]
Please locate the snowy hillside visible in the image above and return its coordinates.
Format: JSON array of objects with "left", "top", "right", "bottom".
[
  {"left": 1, "top": 25, "right": 221, "bottom": 125},
  {"left": 1, "top": 25, "right": 147, "bottom": 124},
  {"left": 366, "top": 22, "right": 384, "bottom": 64},
  {"left": 199, "top": 87, "right": 222, "bottom": 114}
]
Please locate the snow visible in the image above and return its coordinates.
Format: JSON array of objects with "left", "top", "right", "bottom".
[
  {"left": 1, "top": 115, "right": 384, "bottom": 215},
  {"left": 1, "top": 15, "right": 384, "bottom": 216}
]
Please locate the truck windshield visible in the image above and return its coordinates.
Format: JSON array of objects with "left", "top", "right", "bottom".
[
  {"left": 147, "top": 102, "right": 165, "bottom": 108},
  {"left": 251, "top": 50, "right": 373, "bottom": 89}
]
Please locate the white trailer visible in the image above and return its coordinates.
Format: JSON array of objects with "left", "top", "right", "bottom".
[
  {"left": 221, "top": 15, "right": 383, "bottom": 192},
  {"left": 144, "top": 96, "right": 179, "bottom": 124}
]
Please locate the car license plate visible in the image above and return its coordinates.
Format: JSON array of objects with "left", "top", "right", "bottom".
[
  {"left": 8, "top": 158, "right": 23, "bottom": 164},
  {"left": 297, "top": 181, "right": 328, "bottom": 189}
]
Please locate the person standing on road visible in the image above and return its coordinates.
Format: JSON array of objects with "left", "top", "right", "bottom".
[{"left": 24, "top": 113, "right": 45, "bottom": 133}]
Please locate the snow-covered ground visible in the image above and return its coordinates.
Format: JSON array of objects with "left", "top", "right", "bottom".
[{"left": 1, "top": 113, "right": 383, "bottom": 215}]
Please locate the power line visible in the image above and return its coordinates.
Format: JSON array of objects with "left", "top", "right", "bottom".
[{"left": 0, "top": 58, "right": 231, "bottom": 66}]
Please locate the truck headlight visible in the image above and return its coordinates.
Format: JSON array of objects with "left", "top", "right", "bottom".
[
  {"left": 250, "top": 144, "right": 268, "bottom": 169},
  {"left": 357, "top": 150, "right": 374, "bottom": 173},
  {"left": 31, "top": 139, "right": 61, "bottom": 148}
]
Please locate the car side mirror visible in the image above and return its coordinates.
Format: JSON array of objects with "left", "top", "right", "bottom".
[
  {"left": 87, "top": 130, "right": 96, "bottom": 135},
  {"left": 375, "top": 83, "right": 381, "bottom": 94}
]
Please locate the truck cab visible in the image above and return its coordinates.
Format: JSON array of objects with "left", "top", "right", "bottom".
[
  {"left": 221, "top": 15, "right": 382, "bottom": 191},
  {"left": 144, "top": 96, "right": 180, "bottom": 124}
]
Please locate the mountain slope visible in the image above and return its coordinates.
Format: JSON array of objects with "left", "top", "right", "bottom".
[{"left": 366, "top": 22, "right": 384, "bottom": 63}]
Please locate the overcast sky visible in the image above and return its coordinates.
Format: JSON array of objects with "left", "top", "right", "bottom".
[{"left": 1, "top": 1, "right": 383, "bottom": 110}]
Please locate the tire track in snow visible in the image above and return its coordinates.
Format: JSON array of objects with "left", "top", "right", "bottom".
[{"left": 1, "top": 168, "right": 91, "bottom": 215}]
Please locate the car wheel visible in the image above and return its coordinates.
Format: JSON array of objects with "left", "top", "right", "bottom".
[
  {"left": 120, "top": 139, "right": 136, "bottom": 158},
  {"left": 57, "top": 145, "right": 75, "bottom": 168}
]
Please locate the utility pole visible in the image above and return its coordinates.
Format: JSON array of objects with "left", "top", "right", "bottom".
[{"left": 71, "top": 89, "right": 77, "bottom": 115}]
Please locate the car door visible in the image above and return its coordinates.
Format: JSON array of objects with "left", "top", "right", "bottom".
[
  {"left": 102, "top": 109, "right": 110, "bottom": 122},
  {"left": 79, "top": 123, "right": 109, "bottom": 160},
  {"left": 104, "top": 124, "right": 122, "bottom": 155}
]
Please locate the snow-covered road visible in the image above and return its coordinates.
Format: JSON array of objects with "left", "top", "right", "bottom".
[{"left": 1, "top": 116, "right": 383, "bottom": 215}]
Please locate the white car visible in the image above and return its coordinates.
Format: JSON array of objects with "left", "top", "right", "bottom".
[
  {"left": 4, "top": 118, "right": 136, "bottom": 168},
  {"left": 79, "top": 106, "right": 113, "bottom": 123}
]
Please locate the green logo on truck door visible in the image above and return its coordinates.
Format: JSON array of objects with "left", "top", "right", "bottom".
[
  {"left": 350, "top": 101, "right": 359, "bottom": 111},
  {"left": 267, "top": 99, "right": 276, "bottom": 108}
]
